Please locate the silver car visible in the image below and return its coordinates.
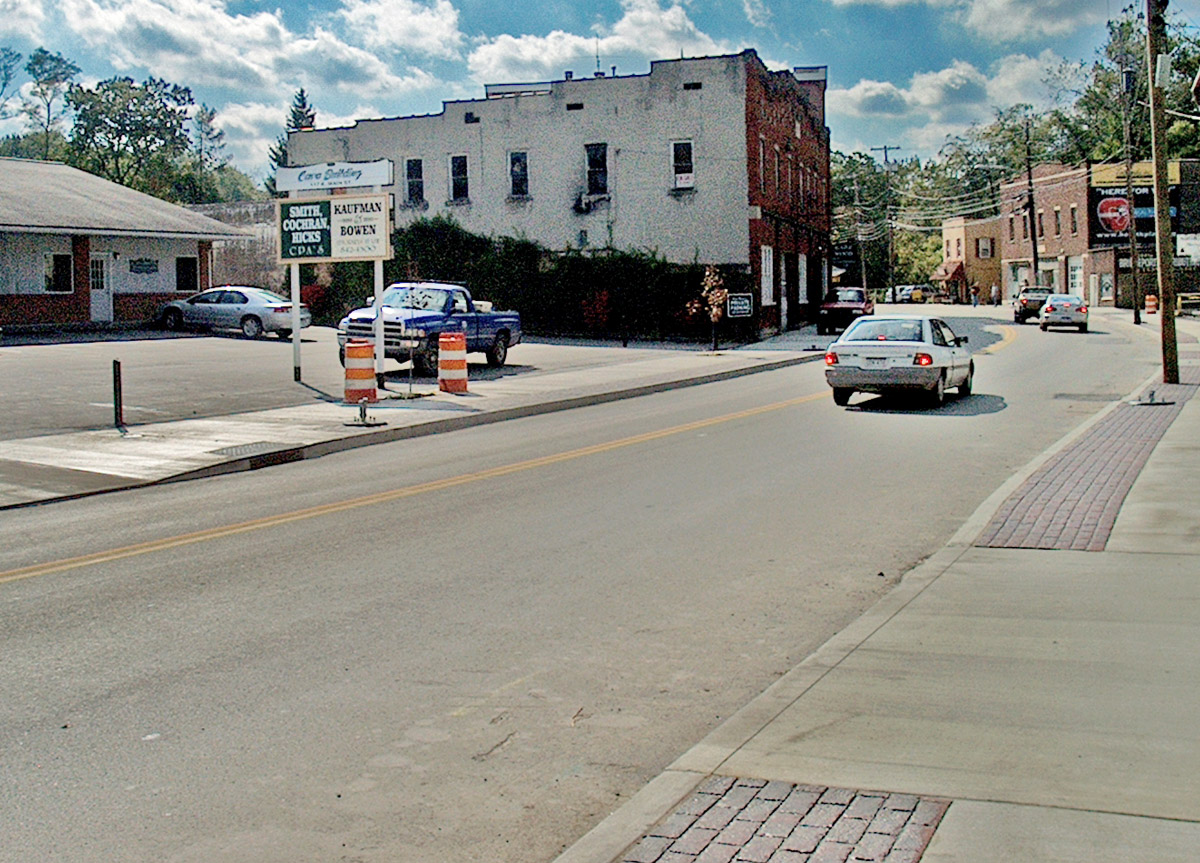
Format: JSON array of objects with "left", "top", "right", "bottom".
[
  {"left": 1038, "top": 294, "right": 1088, "bottom": 333},
  {"left": 159, "top": 286, "right": 312, "bottom": 339},
  {"left": 824, "top": 314, "right": 973, "bottom": 407}
]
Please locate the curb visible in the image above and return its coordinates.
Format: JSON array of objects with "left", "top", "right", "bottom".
[{"left": 1, "top": 353, "right": 821, "bottom": 511}]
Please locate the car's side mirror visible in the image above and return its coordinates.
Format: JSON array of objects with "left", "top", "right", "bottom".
[{"left": 957, "top": 336, "right": 969, "bottom": 345}]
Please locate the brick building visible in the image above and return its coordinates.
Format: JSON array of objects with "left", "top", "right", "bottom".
[
  {"left": 0, "top": 158, "right": 248, "bottom": 326},
  {"left": 933, "top": 215, "right": 1002, "bottom": 303},
  {"left": 999, "top": 160, "right": 1200, "bottom": 307},
  {"left": 287, "top": 50, "right": 832, "bottom": 333}
]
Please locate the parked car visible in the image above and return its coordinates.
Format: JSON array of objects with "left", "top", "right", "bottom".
[
  {"left": 337, "top": 281, "right": 521, "bottom": 375},
  {"left": 824, "top": 314, "right": 973, "bottom": 407},
  {"left": 159, "top": 286, "right": 311, "bottom": 339},
  {"left": 895, "top": 284, "right": 928, "bottom": 303},
  {"left": 1013, "top": 285, "right": 1051, "bottom": 324},
  {"left": 1038, "top": 294, "right": 1088, "bottom": 332},
  {"left": 817, "top": 287, "right": 874, "bottom": 335}
]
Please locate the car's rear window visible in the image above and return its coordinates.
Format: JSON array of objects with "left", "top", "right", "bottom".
[
  {"left": 838, "top": 289, "right": 865, "bottom": 303},
  {"left": 844, "top": 319, "right": 924, "bottom": 342}
]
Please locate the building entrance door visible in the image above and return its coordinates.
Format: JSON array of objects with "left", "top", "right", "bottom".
[{"left": 90, "top": 258, "right": 112, "bottom": 322}]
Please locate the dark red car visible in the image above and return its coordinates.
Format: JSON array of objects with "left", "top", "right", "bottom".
[{"left": 817, "top": 288, "right": 874, "bottom": 335}]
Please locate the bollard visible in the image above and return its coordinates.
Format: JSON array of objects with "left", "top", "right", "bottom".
[
  {"left": 343, "top": 339, "right": 377, "bottom": 404},
  {"left": 112, "top": 359, "right": 124, "bottom": 428},
  {"left": 437, "top": 331, "right": 468, "bottom": 393}
]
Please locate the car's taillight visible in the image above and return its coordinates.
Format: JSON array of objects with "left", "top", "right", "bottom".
[
  {"left": 1020, "top": 298, "right": 1028, "bottom": 305},
  {"left": 913, "top": 353, "right": 933, "bottom": 366},
  {"left": 1044, "top": 304, "right": 1054, "bottom": 313},
  {"left": 1078, "top": 305, "right": 1088, "bottom": 313},
  {"left": 268, "top": 305, "right": 289, "bottom": 312},
  {"left": 824, "top": 352, "right": 839, "bottom": 365}
]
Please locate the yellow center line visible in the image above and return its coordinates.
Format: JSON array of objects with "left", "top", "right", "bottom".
[
  {"left": 977, "top": 324, "right": 1018, "bottom": 355},
  {"left": 2, "top": 390, "right": 828, "bottom": 585}
]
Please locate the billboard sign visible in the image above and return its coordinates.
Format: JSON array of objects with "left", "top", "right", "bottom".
[{"left": 1088, "top": 184, "right": 1178, "bottom": 247}]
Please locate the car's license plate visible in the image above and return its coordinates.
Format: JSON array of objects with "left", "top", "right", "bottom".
[{"left": 863, "top": 357, "right": 886, "bottom": 368}]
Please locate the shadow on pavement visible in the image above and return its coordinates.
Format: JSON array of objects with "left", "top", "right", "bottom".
[{"left": 849, "top": 392, "right": 1007, "bottom": 416}]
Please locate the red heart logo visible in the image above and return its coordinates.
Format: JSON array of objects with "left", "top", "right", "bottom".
[{"left": 1097, "top": 197, "right": 1130, "bottom": 233}]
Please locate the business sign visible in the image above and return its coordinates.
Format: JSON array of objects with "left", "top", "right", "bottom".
[
  {"left": 727, "top": 293, "right": 753, "bottom": 318},
  {"left": 1088, "top": 184, "right": 1178, "bottom": 247},
  {"left": 277, "top": 194, "right": 392, "bottom": 263},
  {"left": 276, "top": 159, "right": 393, "bottom": 193}
]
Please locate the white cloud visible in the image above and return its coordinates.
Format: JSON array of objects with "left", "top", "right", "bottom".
[
  {"left": 0, "top": 0, "right": 46, "bottom": 39},
  {"left": 825, "top": 0, "right": 1104, "bottom": 41},
  {"left": 743, "top": 0, "right": 772, "bottom": 28},
  {"left": 467, "top": 0, "right": 730, "bottom": 84},
  {"left": 56, "top": 0, "right": 438, "bottom": 100},
  {"left": 339, "top": 0, "right": 465, "bottom": 59},
  {"left": 829, "top": 51, "right": 1059, "bottom": 155}
]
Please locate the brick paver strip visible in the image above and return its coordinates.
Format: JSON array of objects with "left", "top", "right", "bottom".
[
  {"left": 976, "top": 375, "right": 1199, "bottom": 551},
  {"left": 621, "top": 781, "right": 949, "bottom": 863}
]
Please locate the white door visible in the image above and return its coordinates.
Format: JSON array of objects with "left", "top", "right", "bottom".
[{"left": 89, "top": 258, "right": 112, "bottom": 322}]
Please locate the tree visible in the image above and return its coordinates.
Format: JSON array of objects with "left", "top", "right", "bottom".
[
  {"left": 266, "top": 88, "right": 316, "bottom": 195},
  {"left": 21, "top": 47, "right": 80, "bottom": 160},
  {"left": 0, "top": 47, "right": 21, "bottom": 119},
  {"left": 67, "top": 76, "right": 194, "bottom": 192}
]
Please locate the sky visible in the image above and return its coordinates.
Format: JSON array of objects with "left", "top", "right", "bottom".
[{"left": 2, "top": 0, "right": 1199, "bottom": 183}]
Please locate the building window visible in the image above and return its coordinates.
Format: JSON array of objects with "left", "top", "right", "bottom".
[
  {"left": 176, "top": 257, "right": 197, "bottom": 292},
  {"left": 759, "top": 137, "right": 766, "bottom": 193},
  {"left": 464, "top": 111, "right": 479, "bottom": 124},
  {"left": 566, "top": 102, "right": 583, "bottom": 111},
  {"left": 1054, "top": 208, "right": 1061, "bottom": 236},
  {"left": 760, "top": 245, "right": 774, "bottom": 305},
  {"left": 449, "top": 154, "right": 469, "bottom": 201},
  {"left": 672, "top": 140, "right": 694, "bottom": 189},
  {"left": 945, "top": 240, "right": 951, "bottom": 258},
  {"left": 406, "top": 159, "right": 424, "bottom": 204},
  {"left": 1022, "top": 214, "right": 1029, "bottom": 239},
  {"left": 683, "top": 81, "right": 703, "bottom": 91},
  {"left": 1070, "top": 205, "right": 1078, "bottom": 235},
  {"left": 955, "top": 238, "right": 962, "bottom": 258},
  {"left": 774, "top": 146, "right": 781, "bottom": 194},
  {"left": 585, "top": 142, "right": 607, "bottom": 195},
  {"left": 1037, "top": 211, "right": 1044, "bottom": 237},
  {"left": 976, "top": 237, "right": 993, "bottom": 259},
  {"left": 509, "top": 151, "right": 529, "bottom": 197},
  {"left": 1009, "top": 216, "right": 1015, "bottom": 241},
  {"left": 44, "top": 253, "right": 72, "bottom": 293},
  {"left": 89, "top": 258, "right": 106, "bottom": 292}
]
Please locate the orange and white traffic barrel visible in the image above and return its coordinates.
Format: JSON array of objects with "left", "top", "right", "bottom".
[
  {"left": 437, "top": 331, "right": 468, "bottom": 393},
  {"left": 1146, "top": 294, "right": 1158, "bottom": 315},
  {"left": 343, "top": 339, "right": 377, "bottom": 404}
]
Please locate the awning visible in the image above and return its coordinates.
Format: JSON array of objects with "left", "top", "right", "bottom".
[{"left": 931, "top": 260, "right": 964, "bottom": 282}]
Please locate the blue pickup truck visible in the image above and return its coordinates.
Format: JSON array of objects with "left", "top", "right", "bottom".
[{"left": 338, "top": 281, "right": 521, "bottom": 375}]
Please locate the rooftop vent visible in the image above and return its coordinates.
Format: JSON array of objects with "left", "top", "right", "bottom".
[{"left": 565, "top": 70, "right": 574, "bottom": 80}]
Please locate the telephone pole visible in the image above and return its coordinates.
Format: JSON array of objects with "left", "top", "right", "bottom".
[
  {"left": 854, "top": 178, "right": 869, "bottom": 294},
  {"left": 871, "top": 145, "right": 901, "bottom": 294},
  {"left": 1121, "top": 63, "right": 1142, "bottom": 325},
  {"left": 1023, "top": 119, "right": 1041, "bottom": 286},
  {"left": 1147, "top": 0, "right": 1179, "bottom": 382}
]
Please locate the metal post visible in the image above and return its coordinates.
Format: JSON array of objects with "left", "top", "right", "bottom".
[
  {"left": 290, "top": 263, "right": 301, "bottom": 381},
  {"left": 1147, "top": 0, "right": 1179, "bottom": 383},
  {"left": 112, "top": 359, "right": 124, "bottom": 428}
]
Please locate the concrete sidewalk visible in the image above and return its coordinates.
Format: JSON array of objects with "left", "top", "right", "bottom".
[
  {"left": 0, "top": 339, "right": 825, "bottom": 509},
  {"left": 557, "top": 310, "right": 1200, "bottom": 863}
]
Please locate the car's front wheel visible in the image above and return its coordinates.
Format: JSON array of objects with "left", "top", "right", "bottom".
[
  {"left": 832, "top": 387, "right": 852, "bottom": 406},
  {"left": 240, "top": 316, "right": 264, "bottom": 338}
]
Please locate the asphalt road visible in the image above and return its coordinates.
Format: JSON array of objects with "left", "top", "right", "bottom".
[{"left": 0, "top": 312, "right": 1163, "bottom": 863}]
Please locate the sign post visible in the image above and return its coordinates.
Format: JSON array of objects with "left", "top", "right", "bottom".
[{"left": 276, "top": 160, "right": 393, "bottom": 382}]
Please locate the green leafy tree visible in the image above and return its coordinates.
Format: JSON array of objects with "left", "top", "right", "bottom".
[
  {"left": 0, "top": 47, "right": 21, "bottom": 119},
  {"left": 266, "top": 88, "right": 316, "bottom": 195},
  {"left": 66, "top": 76, "right": 194, "bottom": 192},
  {"left": 21, "top": 47, "right": 80, "bottom": 160}
]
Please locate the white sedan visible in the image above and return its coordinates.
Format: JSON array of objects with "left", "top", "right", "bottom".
[
  {"left": 824, "top": 315, "right": 973, "bottom": 407},
  {"left": 1038, "top": 294, "right": 1088, "bottom": 332}
]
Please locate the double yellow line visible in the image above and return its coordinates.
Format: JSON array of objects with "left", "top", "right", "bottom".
[{"left": 1, "top": 390, "right": 827, "bottom": 585}]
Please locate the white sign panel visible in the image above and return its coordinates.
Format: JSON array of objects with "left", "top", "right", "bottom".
[
  {"left": 276, "top": 160, "right": 393, "bottom": 193},
  {"left": 277, "top": 194, "right": 392, "bottom": 263}
]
